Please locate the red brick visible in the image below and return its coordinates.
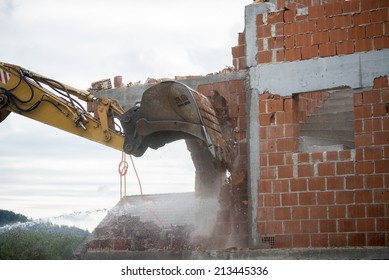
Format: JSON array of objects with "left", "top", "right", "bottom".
[
  {"left": 373, "top": 104, "right": 387, "bottom": 117},
  {"left": 373, "top": 75, "right": 389, "bottom": 88},
  {"left": 354, "top": 93, "right": 363, "bottom": 106},
  {"left": 301, "top": 220, "right": 319, "bottom": 233},
  {"left": 298, "top": 164, "right": 314, "bottom": 177},
  {"left": 269, "top": 152, "right": 284, "bottom": 166},
  {"left": 329, "top": 28, "right": 347, "bottom": 42},
  {"left": 297, "top": 20, "right": 316, "bottom": 34},
  {"left": 285, "top": 36, "right": 294, "bottom": 49},
  {"left": 328, "top": 205, "right": 346, "bottom": 219},
  {"left": 376, "top": 217, "right": 389, "bottom": 232},
  {"left": 232, "top": 45, "right": 245, "bottom": 58},
  {"left": 367, "top": 233, "right": 386, "bottom": 246},
  {"left": 366, "top": 204, "right": 385, "bottom": 217},
  {"left": 256, "top": 14, "right": 264, "bottom": 26},
  {"left": 318, "top": 162, "right": 335, "bottom": 176},
  {"left": 317, "top": 17, "right": 334, "bottom": 31},
  {"left": 370, "top": 9, "right": 388, "bottom": 23},
  {"left": 348, "top": 204, "right": 366, "bottom": 218},
  {"left": 308, "top": 5, "right": 325, "bottom": 19},
  {"left": 364, "top": 118, "right": 383, "bottom": 133},
  {"left": 342, "top": 0, "right": 360, "bottom": 13},
  {"left": 284, "top": 220, "right": 301, "bottom": 234},
  {"left": 336, "top": 161, "right": 354, "bottom": 175},
  {"left": 263, "top": 194, "right": 281, "bottom": 207},
  {"left": 334, "top": 14, "right": 353, "bottom": 29},
  {"left": 336, "top": 41, "right": 354, "bottom": 55},
  {"left": 357, "top": 218, "right": 375, "bottom": 232},
  {"left": 274, "top": 207, "right": 291, "bottom": 220},
  {"left": 308, "top": 177, "right": 326, "bottom": 191},
  {"left": 353, "top": 11, "right": 371, "bottom": 26},
  {"left": 362, "top": 89, "right": 381, "bottom": 104},
  {"left": 273, "top": 179, "right": 290, "bottom": 192},
  {"left": 292, "top": 206, "right": 309, "bottom": 219},
  {"left": 257, "top": 25, "right": 272, "bottom": 39},
  {"left": 299, "top": 192, "right": 317, "bottom": 205},
  {"left": 346, "top": 175, "right": 364, "bottom": 189},
  {"left": 311, "top": 152, "right": 324, "bottom": 162},
  {"left": 277, "top": 138, "right": 297, "bottom": 152},
  {"left": 284, "top": 9, "right": 296, "bottom": 23},
  {"left": 339, "top": 150, "right": 352, "bottom": 160},
  {"left": 336, "top": 190, "right": 354, "bottom": 204},
  {"left": 374, "top": 36, "right": 389, "bottom": 50},
  {"left": 348, "top": 233, "right": 367, "bottom": 246},
  {"left": 265, "top": 221, "right": 283, "bottom": 234},
  {"left": 260, "top": 166, "right": 277, "bottom": 179},
  {"left": 268, "top": 126, "right": 284, "bottom": 139},
  {"left": 312, "top": 233, "right": 330, "bottom": 247},
  {"left": 290, "top": 178, "right": 307, "bottom": 192},
  {"left": 310, "top": 206, "right": 327, "bottom": 219},
  {"left": 285, "top": 48, "right": 301, "bottom": 61},
  {"left": 320, "top": 220, "right": 337, "bottom": 233},
  {"left": 348, "top": 26, "right": 366, "bottom": 40},
  {"left": 312, "top": 31, "right": 329, "bottom": 45},
  {"left": 278, "top": 165, "right": 294, "bottom": 179},
  {"left": 355, "top": 161, "right": 375, "bottom": 174},
  {"left": 268, "top": 11, "right": 284, "bottom": 24},
  {"left": 319, "top": 42, "right": 336, "bottom": 57},
  {"left": 361, "top": 0, "right": 380, "bottom": 10},
  {"left": 329, "top": 233, "right": 347, "bottom": 247},
  {"left": 338, "top": 219, "right": 356, "bottom": 232},
  {"left": 260, "top": 139, "right": 276, "bottom": 153},
  {"left": 267, "top": 99, "right": 284, "bottom": 112},
  {"left": 257, "top": 51, "right": 272, "bottom": 64},
  {"left": 325, "top": 2, "right": 343, "bottom": 17},
  {"left": 274, "top": 234, "right": 292, "bottom": 248},
  {"left": 355, "top": 189, "right": 373, "bottom": 203},
  {"left": 354, "top": 105, "right": 372, "bottom": 119},
  {"left": 355, "top": 133, "right": 373, "bottom": 146},
  {"left": 258, "top": 180, "right": 272, "bottom": 193},
  {"left": 298, "top": 152, "right": 310, "bottom": 163},
  {"left": 365, "top": 174, "right": 384, "bottom": 189},
  {"left": 376, "top": 159, "right": 389, "bottom": 173},
  {"left": 355, "top": 119, "right": 363, "bottom": 133},
  {"left": 374, "top": 189, "right": 389, "bottom": 203},
  {"left": 284, "top": 22, "right": 298, "bottom": 36},
  {"left": 355, "top": 38, "right": 373, "bottom": 52},
  {"left": 292, "top": 234, "right": 310, "bottom": 247},
  {"left": 366, "top": 23, "right": 384, "bottom": 38},
  {"left": 295, "top": 33, "right": 312, "bottom": 47},
  {"left": 282, "top": 193, "right": 298, "bottom": 206},
  {"left": 259, "top": 113, "right": 273, "bottom": 125},
  {"left": 268, "top": 36, "right": 284, "bottom": 50},
  {"left": 301, "top": 45, "right": 319, "bottom": 59},
  {"left": 317, "top": 191, "right": 335, "bottom": 205},
  {"left": 258, "top": 207, "right": 274, "bottom": 220},
  {"left": 327, "top": 176, "right": 345, "bottom": 190}
]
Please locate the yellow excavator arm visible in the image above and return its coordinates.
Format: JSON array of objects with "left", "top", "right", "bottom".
[
  {"left": 0, "top": 62, "right": 231, "bottom": 165},
  {"left": 0, "top": 62, "right": 125, "bottom": 151}
]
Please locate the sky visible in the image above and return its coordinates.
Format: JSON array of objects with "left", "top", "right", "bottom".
[{"left": 0, "top": 0, "right": 249, "bottom": 230}]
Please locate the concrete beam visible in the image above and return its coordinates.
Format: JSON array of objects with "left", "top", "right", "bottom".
[{"left": 250, "top": 49, "right": 389, "bottom": 95}]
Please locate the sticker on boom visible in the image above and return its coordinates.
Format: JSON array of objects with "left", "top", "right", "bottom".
[{"left": 0, "top": 69, "right": 11, "bottom": 85}]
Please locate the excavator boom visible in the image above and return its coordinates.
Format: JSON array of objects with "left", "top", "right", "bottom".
[{"left": 0, "top": 62, "right": 230, "bottom": 164}]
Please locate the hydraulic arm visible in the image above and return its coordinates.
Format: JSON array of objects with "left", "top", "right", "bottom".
[
  {"left": 0, "top": 62, "right": 231, "bottom": 165},
  {"left": 0, "top": 62, "right": 125, "bottom": 151}
]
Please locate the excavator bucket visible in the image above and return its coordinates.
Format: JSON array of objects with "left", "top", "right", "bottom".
[{"left": 120, "top": 81, "right": 230, "bottom": 164}]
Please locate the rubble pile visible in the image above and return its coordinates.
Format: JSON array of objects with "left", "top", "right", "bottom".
[{"left": 86, "top": 213, "right": 207, "bottom": 251}]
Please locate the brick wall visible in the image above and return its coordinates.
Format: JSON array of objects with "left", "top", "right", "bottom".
[
  {"left": 232, "top": 0, "right": 389, "bottom": 68},
  {"left": 257, "top": 76, "right": 389, "bottom": 248}
]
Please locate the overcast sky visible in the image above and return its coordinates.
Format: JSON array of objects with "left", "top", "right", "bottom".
[{"left": 0, "top": 0, "right": 249, "bottom": 230}]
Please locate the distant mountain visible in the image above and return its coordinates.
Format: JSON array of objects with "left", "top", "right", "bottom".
[
  {"left": 0, "top": 209, "right": 28, "bottom": 227},
  {"left": 0, "top": 209, "right": 89, "bottom": 260}
]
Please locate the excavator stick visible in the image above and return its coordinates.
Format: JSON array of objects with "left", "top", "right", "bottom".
[{"left": 120, "top": 81, "right": 231, "bottom": 164}]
